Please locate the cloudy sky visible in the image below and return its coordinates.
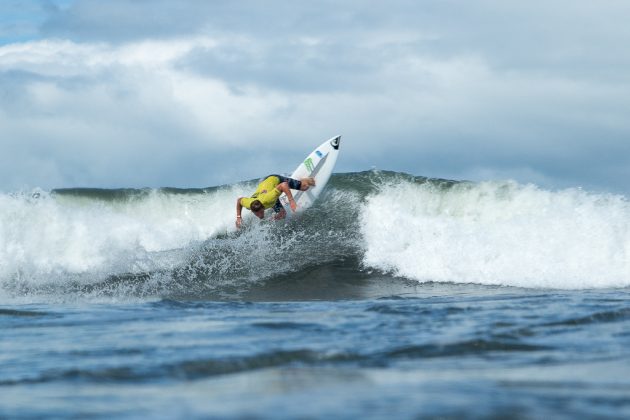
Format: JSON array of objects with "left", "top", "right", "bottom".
[{"left": 1, "top": 0, "right": 629, "bottom": 193}]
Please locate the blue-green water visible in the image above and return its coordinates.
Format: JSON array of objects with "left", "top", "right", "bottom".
[{"left": 3, "top": 285, "right": 630, "bottom": 419}]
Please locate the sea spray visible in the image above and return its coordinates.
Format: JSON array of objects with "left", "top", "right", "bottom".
[
  {"left": 0, "top": 178, "right": 362, "bottom": 302},
  {"left": 361, "top": 178, "right": 630, "bottom": 289},
  {"left": 0, "top": 186, "right": 245, "bottom": 287}
]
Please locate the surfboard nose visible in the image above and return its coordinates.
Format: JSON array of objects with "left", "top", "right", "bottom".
[{"left": 330, "top": 135, "right": 341, "bottom": 150}]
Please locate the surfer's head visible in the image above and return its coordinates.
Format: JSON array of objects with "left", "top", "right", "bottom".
[
  {"left": 299, "top": 177, "right": 316, "bottom": 191},
  {"left": 250, "top": 200, "right": 264, "bottom": 218}
]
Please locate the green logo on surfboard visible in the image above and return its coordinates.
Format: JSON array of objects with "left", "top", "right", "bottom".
[{"left": 304, "top": 157, "right": 314, "bottom": 173}]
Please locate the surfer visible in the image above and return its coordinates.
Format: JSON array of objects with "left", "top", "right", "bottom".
[{"left": 236, "top": 175, "right": 315, "bottom": 228}]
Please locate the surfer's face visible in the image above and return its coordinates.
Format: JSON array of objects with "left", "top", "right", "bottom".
[{"left": 253, "top": 209, "right": 265, "bottom": 219}]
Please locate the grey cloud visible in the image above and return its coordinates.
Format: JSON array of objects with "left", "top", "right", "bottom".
[
  {"left": 177, "top": 40, "right": 390, "bottom": 93},
  {"left": 1, "top": 0, "right": 630, "bottom": 194},
  {"left": 37, "top": 1, "right": 630, "bottom": 95},
  {"left": 38, "top": 1, "right": 630, "bottom": 66}
]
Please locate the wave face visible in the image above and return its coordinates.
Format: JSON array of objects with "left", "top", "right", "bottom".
[{"left": 1, "top": 171, "right": 629, "bottom": 302}]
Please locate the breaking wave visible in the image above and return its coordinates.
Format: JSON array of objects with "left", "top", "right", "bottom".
[{"left": 1, "top": 171, "right": 629, "bottom": 302}]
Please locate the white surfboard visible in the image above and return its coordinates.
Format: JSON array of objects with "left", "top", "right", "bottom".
[{"left": 279, "top": 135, "right": 341, "bottom": 215}]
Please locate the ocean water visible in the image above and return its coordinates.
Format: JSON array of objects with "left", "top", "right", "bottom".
[{"left": 1, "top": 171, "right": 629, "bottom": 419}]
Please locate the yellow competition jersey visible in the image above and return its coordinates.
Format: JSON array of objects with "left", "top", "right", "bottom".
[{"left": 241, "top": 176, "right": 282, "bottom": 209}]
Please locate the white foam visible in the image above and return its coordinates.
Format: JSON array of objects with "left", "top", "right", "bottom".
[
  {"left": 361, "top": 180, "right": 630, "bottom": 289},
  {"left": 0, "top": 180, "right": 363, "bottom": 303},
  {"left": 0, "top": 186, "right": 250, "bottom": 290}
]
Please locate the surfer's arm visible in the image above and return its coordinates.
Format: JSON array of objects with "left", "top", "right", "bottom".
[
  {"left": 236, "top": 198, "right": 244, "bottom": 228},
  {"left": 276, "top": 182, "right": 297, "bottom": 212}
]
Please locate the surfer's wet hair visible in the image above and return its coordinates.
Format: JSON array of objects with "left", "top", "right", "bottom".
[
  {"left": 299, "top": 177, "right": 316, "bottom": 190},
  {"left": 250, "top": 200, "right": 263, "bottom": 212}
]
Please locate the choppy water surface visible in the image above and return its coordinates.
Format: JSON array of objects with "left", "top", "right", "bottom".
[
  {"left": 3, "top": 285, "right": 630, "bottom": 419},
  {"left": 1, "top": 171, "right": 630, "bottom": 418}
]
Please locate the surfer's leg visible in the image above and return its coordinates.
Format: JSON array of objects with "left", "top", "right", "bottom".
[
  {"left": 278, "top": 175, "right": 304, "bottom": 190},
  {"left": 276, "top": 176, "right": 314, "bottom": 191},
  {"left": 287, "top": 178, "right": 302, "bottom": 190},
  {"left": 272, "top": 175, "right": 301, "bottom": 190}
]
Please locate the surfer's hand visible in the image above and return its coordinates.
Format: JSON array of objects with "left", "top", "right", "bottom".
[
  {"left": 289, "top": 199, "right": 297, "bottom": 212},
  {"left": 236, "top": 216, "right": 242, "bottom": 229}
]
